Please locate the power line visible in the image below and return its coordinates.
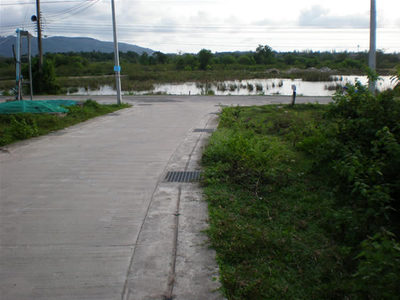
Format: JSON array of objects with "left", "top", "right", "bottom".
[
  {"left": 44, "top": 0, "right": 100, "bottom": 20},
  {"left": 0, "top": 0, "right": 95, "bottom": 6},
  {"left": 0, "top": 0, "right": 101, "bottom": 38},
  {"left": 1, "top": 0, "right": 215, "bottom": 4},
  {"left": 39, "top": 24, "right": 400, "bottom": 37},
  {"left": 33, "top": 22, "right": 388, "bottom": 31},
  {"left": 4, "top": 22, "right": 398, "bottom": 39}
]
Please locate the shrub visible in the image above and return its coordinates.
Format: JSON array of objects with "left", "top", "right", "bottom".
[
  {"left": 0, "top": 115, "right": 40, "bottom": 145},
  {"left": 351, "top": 231, "right": 400, "bottom": 298},
  {"left": 299, "top": 83, "right": 400, "bottom": 296},
  {"left": 198, "top": 49, "right": 213, "bottom": 70},
  {"left": 202, "top": 95, "right": 400, "bottom": 298},
  {"left": 203, "top": 128, "right": 295, "bottom": 194},
  {"left": 10, "top": 116, "right": 39, "bottom": 139},
  {"left": 237, "top": 55, "right": 255, "bottom": 65},
  {"left": 32, "top": 59, "right": 60, "bottom": 94},
  {"left": 322, "top": 84, "right": 400, "bottom": 233}
]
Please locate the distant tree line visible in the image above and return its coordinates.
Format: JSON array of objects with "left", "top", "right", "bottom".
[
  {"left": 0, "top": 45, "right": 399, "bottom": 94},
  {"left": 1, "top": 45, "right": 399, "bottom": 79}
]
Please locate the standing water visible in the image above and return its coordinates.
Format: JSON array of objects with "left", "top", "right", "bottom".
[{"left": 67, "top": 76, "right": 394, "bottom": 96}]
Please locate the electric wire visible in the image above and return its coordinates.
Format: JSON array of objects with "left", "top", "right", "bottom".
[
  {"left": 0, "top": 1, "right": 96, "bottom": 6},
  {"left": 1, "top": 1, "right": 398, "bottom": 52},
  {"left": 35, "top": 31, "right": 398, "bottom": 51},
  {"left": 44, "top": 0, "right": 100, "bottom": 20},
  {"left": 42, "top": 1, "right": 96, "bottom": 16},
  {"left": 1, "top": 0, "right": 101, "bottom": 39}
]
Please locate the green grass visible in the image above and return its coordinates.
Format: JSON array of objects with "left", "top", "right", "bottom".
[
  {"left": 202, "top": 101, "right": 400, "bottom": 299},
  {"left": 0, "top": 100, "right": 130, "bottom": 146},
  {"left": 202, "top": 104, "right": 345, "bottom": 299}
]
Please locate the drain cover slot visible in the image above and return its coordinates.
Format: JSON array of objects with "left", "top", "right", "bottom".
[
  {"left": 164, "top": 171, "right": 202, "bottom": 183},
  {"left": 193, "top": 128, "right": 215, "bottom": 133}
]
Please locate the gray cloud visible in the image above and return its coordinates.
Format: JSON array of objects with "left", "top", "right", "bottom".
[{"left": 298, "top": 5, "right": 369, "bottom": 28}]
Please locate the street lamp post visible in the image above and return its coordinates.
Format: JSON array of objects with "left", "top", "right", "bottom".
[{"left": 111, "top": 0, "right": 122, "bottom": 105}]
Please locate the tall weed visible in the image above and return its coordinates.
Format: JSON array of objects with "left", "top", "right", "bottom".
[
  {"left": 300, "top": 83, "right": 400, "bottom": 297},
  {"left": 203, "top": 93, "right": 400, "bottom": 299}
]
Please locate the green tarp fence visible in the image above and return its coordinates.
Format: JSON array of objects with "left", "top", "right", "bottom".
[{"left": 0, "top": 100, "right": 79, "bottom": 114}]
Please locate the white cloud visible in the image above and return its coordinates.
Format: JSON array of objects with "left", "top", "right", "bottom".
[
  {"left": 252, "top": 19, "right": 282, "bottom": 26},
  {"left": 188, "top": 11, "right": 214, "bottom": 25},
  {"left": 298, "top": 5, "right": 369, "bottom": 28},
  {"left": 1, "top": 0, "right": 399, "bottom": 53}
]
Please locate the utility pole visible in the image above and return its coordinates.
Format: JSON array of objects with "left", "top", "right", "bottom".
[
  {"left": 111, "top": 0, "right": 122, "bottom": 105},
  {"left": 16, "top": 29, "right": 22, "bottom": 100},
  {"left": 369, "top": 0, "right": 376, "bottom": 92},
  {"left": 15, "top": 30, "right": 33, "bottom": 101},
  {"left": 28, "top": 32, "right": 33, "bottom": 100},
  {"left": 36, "top": 0, "right": 43, "bottom": 70}
]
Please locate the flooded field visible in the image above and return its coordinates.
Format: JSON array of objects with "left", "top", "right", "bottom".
[{"left": 67, "top": 75, "right": 394, "bottom": 96}]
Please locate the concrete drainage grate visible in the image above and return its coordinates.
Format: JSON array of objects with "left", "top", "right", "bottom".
[
  {"left": 193, "top": 128, "right": 215, "bottom": 133},
  {"left": 164, "top": 171, "right": 202, "bottom": 183}
]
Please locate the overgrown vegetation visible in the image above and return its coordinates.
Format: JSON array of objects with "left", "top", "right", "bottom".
[
  {"left": 0, "top": 100, "right": 130, "bottom": 146},
  {"left": 202, "top": 85, "right": 400, "bottom": 299},
  {"left": 392, "top": 65, "right": 400, "bottom": 96},
  {"left": 0, "top": 46, "right": 398, "bottom": 94},
  {"left": 32, "top": 58, "right": 61, "bottom": 94}
]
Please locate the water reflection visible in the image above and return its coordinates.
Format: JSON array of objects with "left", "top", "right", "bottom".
[
  {"left": 152, "top": 76, "right": 394, "bottom": 96},
  {"left": 69, "top": 76, "right": 394, "bottom": 96}
]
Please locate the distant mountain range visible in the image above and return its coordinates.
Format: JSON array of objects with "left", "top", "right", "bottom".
[{"left": 0, "top": 36, "right": 154, "bottom": 57}]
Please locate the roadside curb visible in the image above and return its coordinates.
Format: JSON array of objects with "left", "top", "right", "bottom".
[{"left": 122, "top": 111, "right": 224, "bottom": 300}]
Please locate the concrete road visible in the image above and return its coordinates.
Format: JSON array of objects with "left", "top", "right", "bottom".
[{"left": 0, "top": 95, "right": 331, "bottom": 300}]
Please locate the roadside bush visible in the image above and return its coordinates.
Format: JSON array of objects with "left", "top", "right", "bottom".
[
  {"left": 316, "top": 84, "right": 400, "bottom": 238},
  {"left": 351, "top": 231, "right": 400, "bottom": 298},
  {"left": 202, "top": 91, "right": 400, "bottom": 299},
  {"left": 202, "top": 104, "right": 346, "bottom": 299},
  {"left": 83, "top": 99, "right": 101, "bottom": 109},
  {"left": 297, "top": 83, "right": 400, "bottom": 297},
  {"left": 0, "top": 115, "right": 39, "bottom": 145},
  {"left": 11, "top": 116, "right": 39, "bottom": 139}
]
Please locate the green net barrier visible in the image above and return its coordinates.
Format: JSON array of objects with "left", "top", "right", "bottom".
[{"left": 0, "top": 100, "right": 79, "bottom": 114}]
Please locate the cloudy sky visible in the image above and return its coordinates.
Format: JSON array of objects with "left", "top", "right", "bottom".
[{"left": 1, "top": 0, "right": 399, "bottom": 53}]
